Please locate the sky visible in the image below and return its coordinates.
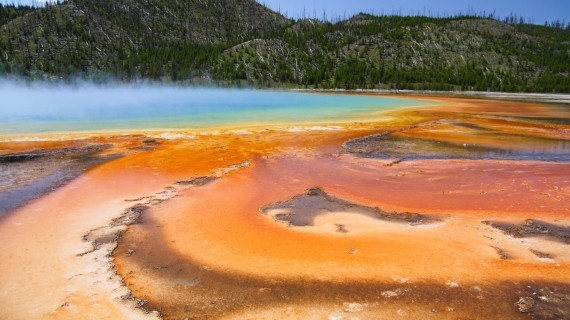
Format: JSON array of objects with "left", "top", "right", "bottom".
[{"left": 261, "top": 0, "right": 570, "bottom": 26}]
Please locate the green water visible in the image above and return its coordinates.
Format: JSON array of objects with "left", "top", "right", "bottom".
[{"left": 0, "top": 87, "right": 435, "bottom": 136}]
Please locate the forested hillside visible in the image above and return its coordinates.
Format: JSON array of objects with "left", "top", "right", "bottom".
[
  {"left": 1, "top": 1, "right": 569, "bottom": 93},
  {"left": 0, "top": 0, "right": 288, "bottom": 79}
]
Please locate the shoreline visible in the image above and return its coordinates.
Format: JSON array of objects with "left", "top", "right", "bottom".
[
  {"left": 0, "top": 92, "right": 439, "bottom": 142},
  {"left": 2, "top": 90, "right": 569, "bottom": 143},
  {"left": 293, "top": 88, "right": 570, "bottom": 104}
]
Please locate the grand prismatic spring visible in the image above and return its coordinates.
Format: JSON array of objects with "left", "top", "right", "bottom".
[{"left": 1, "top": 87, "right": 570, "bottom": 320}]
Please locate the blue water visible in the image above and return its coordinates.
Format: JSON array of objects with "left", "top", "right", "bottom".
[{"left": 0, "top": 85, "right": 435, "bottom": 135}]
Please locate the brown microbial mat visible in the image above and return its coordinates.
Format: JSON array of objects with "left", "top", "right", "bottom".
[{"left": 1, "top": 95, "right": 570, "bottom": 320}]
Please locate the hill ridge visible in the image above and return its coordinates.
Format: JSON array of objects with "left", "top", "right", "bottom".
[{"left": 0, "top": 2, "right": 569, "bottom": 93}]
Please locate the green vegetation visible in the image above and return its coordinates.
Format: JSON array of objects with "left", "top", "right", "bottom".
[
  {"left": 1, "top": 1, "right": 569, "bottom": 93},
  {"left": 0, "top": 3, "right": 36, "bottom": 26}
]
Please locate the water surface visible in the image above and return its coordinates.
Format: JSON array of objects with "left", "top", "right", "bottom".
[{"left": 0, "top": 87, "right": 433, "bottom": 135}]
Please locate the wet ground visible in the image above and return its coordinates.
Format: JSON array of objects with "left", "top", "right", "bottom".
[
  {"left": 343, "top": 104, "right": 570, "bottom": 162},
  {"left": 1, "top": 95, "right": 569, "bottom": 320},
  {"left": 0, "top": 143, "right": 118, "bottom": 214},
  {"left": 114, "top": 150, "right": 570, "bottom": 320},
  {"left": 111, "top": 97, "right": 570, "bottom": 320},
  {"left": 0, "top": 137, "right": 164, "bottom": 216}
]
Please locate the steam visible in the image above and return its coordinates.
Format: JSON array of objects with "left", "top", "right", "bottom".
[
  {"left": 0, "top": 78, "right": 422, "bottom": 136},
  {"left": 0, "top": 79, "right": 263, "bottom": 122}
]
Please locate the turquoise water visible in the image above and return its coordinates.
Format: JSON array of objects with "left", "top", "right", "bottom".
[{"left": 0, "top": 86, "right": 434, "bottom": 135}]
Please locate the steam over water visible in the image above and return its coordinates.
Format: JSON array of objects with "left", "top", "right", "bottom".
[{"left": 0, "top": 82, "right": 430, "bottom": 135}]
